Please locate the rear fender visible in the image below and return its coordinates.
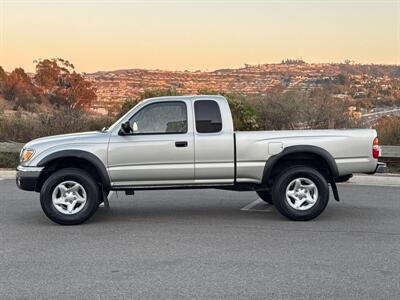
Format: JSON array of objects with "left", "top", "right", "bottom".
[{"left": 262, "top": 145, "right": 339, "bottom": 184}]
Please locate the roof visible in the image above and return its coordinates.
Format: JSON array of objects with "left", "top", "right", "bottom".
[{"left": 142, "top": 95, "right": 226, "bottom": 103}]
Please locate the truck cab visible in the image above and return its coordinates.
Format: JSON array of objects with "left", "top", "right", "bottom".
[{"left": 108, "top": 96, "right": 235, "bottom": 187}]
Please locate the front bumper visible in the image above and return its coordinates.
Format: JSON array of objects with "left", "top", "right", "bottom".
[{"left": 16, "top": 165, "right": 44, "bottom": 191}]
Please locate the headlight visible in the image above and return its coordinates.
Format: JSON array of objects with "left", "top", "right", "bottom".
[{"left": 20, "top": 149, "right": 35, "bottom": 162}]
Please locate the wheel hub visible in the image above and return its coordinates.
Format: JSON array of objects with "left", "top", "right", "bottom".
[
  {"left": 285, "top": 177, "right": 318, "bottom": 211},
  {"left": 52, "top": 181, "right": 87, "bottom": 215}
]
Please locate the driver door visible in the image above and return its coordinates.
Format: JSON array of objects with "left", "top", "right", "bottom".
[{"left": 107, "top": 100, "right": 195, "bottom": 187}]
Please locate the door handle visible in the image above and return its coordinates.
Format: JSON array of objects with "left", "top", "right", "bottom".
[{"left": 175, "top": 141, "right": 188, "bottom": 148}]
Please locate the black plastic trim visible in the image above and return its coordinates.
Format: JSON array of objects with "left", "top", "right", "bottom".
[
  {"left": 233, "top": 133, "right": 237, "bottom": 184},
  {"left": 110, "top": 182, "right": 260, "bottom": 192},
  {"left": 37, "top": 150, "right": 111, "bottom": 188},
  {"left": 16, "top": 175, "right": 38, "bottom": 191},
  {"left": 262, "top": 145, "right": 339, "bottom": 184}
]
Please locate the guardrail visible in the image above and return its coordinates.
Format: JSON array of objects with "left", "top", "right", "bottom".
[
  {"left": 1, "top": 142, "right": 399, "bottom": 157},
  {"left": 380, "top": 146, "right": 400, "bottom": 158}
]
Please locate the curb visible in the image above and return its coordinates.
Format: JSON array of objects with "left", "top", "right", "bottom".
[
  {"left": 0, "top": 169, "right": 399, "bottom": 187},
  {"left": 0, "top": 169, "right": 16, "bottom": 180},
  {"left": 344, "top": 174, "right": 400, "bottom": 187}
]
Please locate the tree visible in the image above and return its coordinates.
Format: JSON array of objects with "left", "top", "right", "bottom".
[
  {"left": 34, "top": 58, "right": 95, "bottom": 109},
  {"left": 3, "top": 68, "right": 42, "bottom": 109},
  {"left": 63, "top": 72, "right": 97, "bottom": 109},
  {"left": 249, "top": 91, "right": 303, "bottom": 130},
  {"left": 248, "top": 88, "right": 356, "bottom": 130},
  {"left": 34, "top": 58, "right": 73, "bottom": 91},
  {"left": 303, "top": 87, "right": 355, "bottom": 129},
  {"left": 225, "top": 94, "right": 258, "bottom": 130},
  {"left": 0, "top": 66, "right": 7, "bottom": 93}
]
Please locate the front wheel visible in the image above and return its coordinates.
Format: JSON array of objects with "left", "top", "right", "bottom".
[
  {"left": 40, "top": 168, "right": 100, "bottom": 225},
  {"left": 272, "top": 166, "right": 329, "bottom": 221}
]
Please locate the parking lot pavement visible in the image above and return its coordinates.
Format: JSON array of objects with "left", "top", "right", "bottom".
[{"left": 1, "top": 180, "right": 400, "bottom": 299}]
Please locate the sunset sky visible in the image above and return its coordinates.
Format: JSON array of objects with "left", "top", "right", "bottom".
[{"left": 0, "top": 0, "right": 399, "bottom": 73}]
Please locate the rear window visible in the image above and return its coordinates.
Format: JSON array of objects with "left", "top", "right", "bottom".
[{"left": 194, "top": 100, "right": 222, "bottom": 133}]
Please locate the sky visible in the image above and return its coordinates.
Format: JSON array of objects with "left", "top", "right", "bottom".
[{"left": 0, "top": 0, "right": 399, "bottom": 73}]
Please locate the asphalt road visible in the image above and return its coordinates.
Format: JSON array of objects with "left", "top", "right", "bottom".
[{"left": 1, "top": 180, "right": 400, "bottom": 299}]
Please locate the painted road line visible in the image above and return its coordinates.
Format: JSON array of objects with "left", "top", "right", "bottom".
[{"left": 241, "top": 198, "right": 273, "bottom": 212}]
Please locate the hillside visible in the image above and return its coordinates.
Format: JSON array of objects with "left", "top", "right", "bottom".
[{"left": 85, "top": 62, "right": 400, "bottom": 113}]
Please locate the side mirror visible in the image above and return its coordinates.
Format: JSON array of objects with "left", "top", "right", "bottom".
[{"left": 118, "top": 121, "right": 133, "bottom": 136}]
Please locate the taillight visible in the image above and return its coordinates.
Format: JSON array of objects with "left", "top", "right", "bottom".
[{"left": 372, "top": 137, "right": 380, "bottom": 159}]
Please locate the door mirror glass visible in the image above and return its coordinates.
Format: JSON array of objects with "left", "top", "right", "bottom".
[{"left": 118, "top": 121, "right": 133, "bottom": 136}]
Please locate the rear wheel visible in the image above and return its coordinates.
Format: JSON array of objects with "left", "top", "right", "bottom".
[
  {"left": 256, "top": 191, "right": 274, "bottom": 205},
  {"left": 40, "top": 168, "right": 100, "bottom": 225},
  {"left": 272, "top": 166, "right": 329, "bottom": 221}
]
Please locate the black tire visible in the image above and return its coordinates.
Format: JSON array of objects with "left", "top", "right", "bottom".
[
  {"left": 256, "top": 191, "right": 274, "bottom": 205},
  {"left": 40, "top": 168, "right": 100, "bottom": 225},
  {"left": 272, "top": 166, "right": 329, "bottom": 221}
]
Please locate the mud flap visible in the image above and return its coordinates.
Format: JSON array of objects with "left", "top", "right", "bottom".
[
  {"left": 102, "top": 188, "right": 110, "bottom": 209},
  {"left": 330, "top": 178, "right": 340, "bottom": 202}
]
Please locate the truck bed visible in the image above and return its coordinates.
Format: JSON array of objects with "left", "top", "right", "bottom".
[{"left": 234, "top": 129, "right": 378, "bottom": 183}]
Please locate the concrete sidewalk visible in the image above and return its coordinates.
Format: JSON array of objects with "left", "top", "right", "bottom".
[
  {"left": 0, "top": 169, "right": 16, "bottom": 180},
  {"left": 344, "top": 173, "right": 400, "bottom": 187},
  {"left": 1, "top": 168, "right": 399, "bottom": 187}
]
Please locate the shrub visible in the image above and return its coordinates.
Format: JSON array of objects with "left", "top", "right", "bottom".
[
  {"left": 0, "top": 152, "right": 19, "bottom": 168},
  {"left": 0, "top": 110, "right": 113, "bottom": 143},
  {"left": 374, "top": 116, "right": 400, "bottom": 146}
]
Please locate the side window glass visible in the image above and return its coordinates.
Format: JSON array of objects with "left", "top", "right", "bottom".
[
  {"left": 130, "top": 102, "right": 187, "bottom": 134},
  {"left": 194, "top": 100, "right": 222, "bottom": 133}
]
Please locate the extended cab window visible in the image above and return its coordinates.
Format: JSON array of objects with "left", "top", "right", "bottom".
[
  {"left": 130, "top": 101, "right": 187, "bottom": 134},
  {"left": 194, "top": 100, "right": 222, "bottom": 133}
]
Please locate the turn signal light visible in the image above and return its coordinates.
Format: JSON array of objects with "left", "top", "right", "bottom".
[
  {"left": 21, "top": 149, "right": 34, "bottom": 162},
  {"left": 372, "top": 137, "right": 380, "bottom": 159}
]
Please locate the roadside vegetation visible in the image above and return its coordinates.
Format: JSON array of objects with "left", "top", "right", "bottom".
[
  {"left": 0, "top": 59, "right": 399, "bottom": 169},
  {"left": 374, "top": 116, "right": 400, "bottom": 146},
  {"left": 0, "top": 109, "right": 112, "bottom": 143},
  {"left": 0, "top": 152, "right": 19, "bottom": 168}
]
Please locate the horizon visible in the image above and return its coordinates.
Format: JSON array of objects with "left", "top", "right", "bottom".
[
  {"left": 2, "top": 60, "right": 400, "bottom": 74},
  {"left": 1, "top": 0, "right": 399, "bottom": 73}
]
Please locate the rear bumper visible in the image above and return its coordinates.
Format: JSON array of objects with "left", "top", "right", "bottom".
[
  {"left": 376, "top": 162, "right": 387, "bottom": 173},
  {"left": 365, "top": 162, "right": 385, "bottom": 175},
  {"left": 16, "top": 165, "right": 44, "bottom": 191}
]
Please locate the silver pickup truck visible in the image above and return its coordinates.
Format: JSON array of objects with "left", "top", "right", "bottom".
[{"left": 16, "top": 95, "right": 379, "bottom": 225}]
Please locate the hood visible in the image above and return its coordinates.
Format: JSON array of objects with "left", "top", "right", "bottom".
[{"left": 24, "top": 131, "right": 108, "bottom": 150}]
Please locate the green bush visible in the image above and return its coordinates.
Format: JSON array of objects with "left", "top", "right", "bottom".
[{"left": 0, "top": 152, "right": 19, "bottom": 168}]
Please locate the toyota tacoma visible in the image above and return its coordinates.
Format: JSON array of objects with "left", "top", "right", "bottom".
[{"left": 16, "top": 95, "right": 380, "bottom": 225}]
